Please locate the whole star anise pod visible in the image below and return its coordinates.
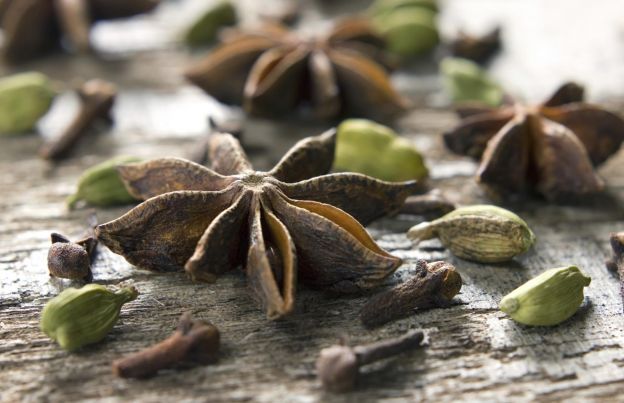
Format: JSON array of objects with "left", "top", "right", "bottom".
[
  {"left": 96, "top": 130, "right": 418, "bottom": 319},
  {"left": 0, "top": 0, "right": 159, "bottom": 62},
  {"left": 443, "top": 82, "right": 624, "bottom": 201},
  {"left": 184, "top": 19, "right": 408, "bottom": 121}
]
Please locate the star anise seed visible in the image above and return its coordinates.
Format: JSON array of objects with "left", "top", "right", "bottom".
[
  {"left": 184, "top": 19, "right": 407, "bottom": 121},
  {"left": 443, "top": 82, "right": 624, "bottom": 201},
  {"left": 96, "top": 129, "right": 418, "bottom": 320},
  {"left": 1, "top": 0, "right": 159, "bottom": 62}
]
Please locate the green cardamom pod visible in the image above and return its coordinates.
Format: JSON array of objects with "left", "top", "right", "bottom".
[
  {"left": 335, "top": 119, "right": 428, "bottom": 182},
  {"left": 374, "top": 9, "right": 439, "bottom": 56},
  {"left": 369, "top": 0, "right": 439, "bottom": 16},
  {"left": 500, "top": 266, "right": 591, "bottom": 326},
  {"left": 0, "top": 72, "right": 56, "bottom": 134},
  {"left": 408, "top": 205, "right": 535, "bottom": 263},
  {"left": 40, "top": 284, "right": 139, "bottom": 351},
  {"left": 440, "top": 57, "right": 504, "bottom": 106},
  {"left": 67, "top": 156, "right": 142, "bottom": 209},
  {"left": 184, "top": 1, "right": 237, "bottom": 47}
]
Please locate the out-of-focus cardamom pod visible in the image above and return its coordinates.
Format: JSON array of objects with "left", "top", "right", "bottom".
[
  {"left": 183, "top": 1, "right": 237, "bottom": 47},
  {"left": 369, "top": 0, "right": 438, "bottom": 16},
  {"left": 440, "top": 57, "right": 504, "bottom": 106},
  {"left": 67, "top": 156, "right": 142, "bottom": 209},
  {"left": 40, "top": 284, "right": 139, "bottom": 351},
  {"left": 500, "top": 266, "right": 591, "bottom": 326},
  {"left": 408, "top": 205, "right": 535, "bottom": 263},
  {"left": 0, "top": 72, "right": 56, "bottom": 134},
  {"left": 335, "top": 119, "right": 428, "bottom": 182},
  {"left": 373, "top": 9, "right": 439, "bottom": 57}
]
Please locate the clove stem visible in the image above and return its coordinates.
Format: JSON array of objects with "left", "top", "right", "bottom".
[{"left": 606, "top": 232, "right": 624, "bottom": 312}]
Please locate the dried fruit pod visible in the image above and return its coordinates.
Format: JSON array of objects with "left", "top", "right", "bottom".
[
  {"left": 0, "top": 72, "right": 55, "bottom": 134},
  {"left": 440, "top": 57, "right": 503, "bottom": 106},
  {"left": 408, "top": 205, "right": 535, "bottom": 263},
  {"left": 335, "top": 119, "right": 428, "bottom": 182},
  {"left": 183, "top": 0, "right": 237, "bottom": 47},
  {"left": 67, "top": 156, "right": 142, "bottom": 209},
  {"left": 40, "top": 284, "right": 138, "bottom": 351},
  {"left": 500, "top": 266, "right": 591, "bottom": 326}
]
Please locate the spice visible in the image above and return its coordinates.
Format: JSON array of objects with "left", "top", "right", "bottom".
[
  {"left": 500, "top": 266, "right": 591, "bottom": 326},
  {"left": 440, "top": 57, "right": 504, "bottom": 106},
  {"left": 449, "top": 26, "right": 501, "bottom": 64},
  {"left": 184, "top": 19, "right": 407, "bottom": 120},
  {"left": 360, "top": 260, "right": 461, "bottom": 328},
  {"left": 67, "top": 156, "right": 142, "bottom": 209},
  {"left": 399, "top": 190, "right": 456, "bottom": 219},
  {"left": 334, "top": 119, "right": 428, "bottom": 182},
  {"left": 316, "top": 330, "right": 424, "bottom": 393},
  {"left": 0, "top": 72, "right": 56, "bottom": 134},
  {"left": 48, "top": 232, "right": 95, "bottom": 281},
  {"left": 443, "top": 82, "right": 624, "bottom": 201},
  {"left": 187, "top": 117, "right": 244, "bottom": 165},
  {"left": 112, "top": 313, "right": 220, "bottom": 378},
  {"left": 183, "top": 1, "right": 237, "bottom": 47},
  {"left": 40, "top": 79, "right": 117, "bottom": 161},
  {"left": 408, "top": 205, "right": 535, "bottom": 263},
  {"left": 605, "top": 232, "right": 624, "bottom": 312},
  {"left": 40, "top": 284, "right": 138, "bottom": 351},
  {"left": 1, "top": 0, "right": 159, "bottom": 62},
  {"left": 369, "top": 0, "right": 439, "bottom": 57},
  {"left": 96, "top": 129, "right": 418, "bottom": 320}
]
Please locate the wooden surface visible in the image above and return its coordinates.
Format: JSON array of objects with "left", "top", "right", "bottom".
[{"left": 2, "top": 1, "right": 624, "bottom": 401}]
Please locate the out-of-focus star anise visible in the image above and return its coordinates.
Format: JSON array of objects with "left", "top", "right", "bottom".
[
  {"left": 444, "top": 82, "right": 624, "bottom": 201},
  {"left": 0, "top": 0, "right": 159, "bottom": 62},
  {"left": 449, "top": 26, "right": 501, "bottom": 65},
  {"left": 96, "top": 130, "right": 418, "bottom": 319},
  {"left": 184, "top": 19, "right": 407, "bottom": 121}
]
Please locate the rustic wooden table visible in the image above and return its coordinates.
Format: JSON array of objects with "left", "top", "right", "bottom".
[{"left": 2, "top": 0, "right": 624, "bottom": 401}]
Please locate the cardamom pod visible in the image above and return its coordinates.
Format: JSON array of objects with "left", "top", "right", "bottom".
[
  {"left": 408, "top": 205, "right": 535, "bottom": 263},
  {"left": 0, "top": 72, "right": 56, "bottom": 134},
  {"left": 369, "top": 0, "right": 439, "bottom": 16},
  {"left": 183, "top": 1, "right": 237, "bottom": 47},
  {"left": 373, "top": 9, "right": 439, "bottom": 56},
  {"left": 440, "top": 57, "right": 504, "bottom": 106},
  {"left": 67, "top": 156, "right": 142, "bottom": 209},
  {"left": 335, "top": 119, "right": 428, "bottom": 182},
  {"left": 500, "top": 266, "right": 591, "bottom": 326},
  {"left": 40, "top": 284, "right": 138, "bottom": 351}
]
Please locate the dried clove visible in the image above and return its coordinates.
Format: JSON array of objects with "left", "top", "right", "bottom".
[
  {"left": 39, "top": 79, "right": 116, "bottom": 161},
  {"left": 449, "top": 26, "right": 501, "bottom": 64},
  {"left": 360, "top": 260, "right": 461, "bottom": 328},
  {"left": 606, "top": 232, "right": 624, "bottom": 312},
  {"left": 48, "top": 215, "right": 98, "bottom": 281},
  {"left": 112, "top": 313, "right": 220, "bottom": 378},
  {"left": 316, "top": 329, "right": 425, "bottom": 393},
  {"left": 398, "top": 190, "right": 456, "bottom": 219}
]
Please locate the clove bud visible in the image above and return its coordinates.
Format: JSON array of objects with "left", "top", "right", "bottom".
[
  {"left": 112, "top": 313, "right": 220, "bottom": 378},
  {"left": 316, "top": 330, "right": 425, "bottom": 393},
  {"left": 48, "top": 233, "right": 95, "bottom": 281},
  {"left": 606, "top": 232, "right": 624, "bottom": 313},
  {"left": 360, "top": 260, "right": 461, "bottom": 328}
]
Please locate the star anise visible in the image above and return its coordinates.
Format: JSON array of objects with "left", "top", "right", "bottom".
[
  {"left": 96, "top": 130, "right": 418, "bottom": 319},
  {"left": 0, "top": 0, "right": 159, "bottom": 62},
  {"left": 184, "top": 19, "right": 407, "bottom": 121},
  {"left": 443, "top": 82, "right": 624, "bottom": 201}
]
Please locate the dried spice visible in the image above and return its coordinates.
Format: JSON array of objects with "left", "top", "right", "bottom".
[
  {"left": 444, "top": 82, "right": 624, "bottom": 201},
  {"left": 408, "top": 205, "right": 535, "bottom": 263},
  {"left": 500, "top": 266, "right": 591, "bottom": 326},
  {"left": 399, "top": 189, "right": 456, "bottom": 219},
  {"left": 334, "top": 119, "right": 428, "bottom": 182},
  {"left": 184, "top": 19, "right": 407, "bottom": 120},
  {"left": 360, "top": 260, "right": 461, "bottom": 328},
  {"left": 606, "top": 232, "right": 624, "bottom": 312},
  {"left": 40, "top": 79, "right": 117, "bottom": 161},
  {"left": 40, "top": 284, "right": 138, "bottom": 351},
  {"left": 183, "top": 1, "right": 237, "bottom": 47},
  {"left": 187, "top": 117, "right": 244, "bottom": 165},
  {"left": 112, "top": 313, "right": 220, "bottom": 378},
  {"left": 316, "top": 330, "right": 424, "bottom": 393},
  {"left": 48, "top": 232, "right": 97, "bottom": 281},
  {"left": 0, "top": 0, "right": 159, "bottom": 62},
  {"left": 449, "top": 26, "right": 501, "bottom": 64},
  {"left": 67, "top": 156, "right": 142, "bottom": 209},
  {"left": 96, "top": 130, "right": 418, "bottom": 320},
  {"left": 0, "top": 72, "right": 56, "bottom": 134},
  {"left": 440, "top": 57, "right": 504, "bottom": 106}
]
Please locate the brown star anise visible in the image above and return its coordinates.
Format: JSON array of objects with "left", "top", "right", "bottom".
[
  {"left": 184, "top": 19, "right": 407, "bottom": 121},
  {"left": 96, "top": 130, "right": 418, "bottom": 319},
  {"left": 0, "top": 0, "right": 159, "bottom": 62},
  {"left": 443, "top": 82, "right": 624, "bottom": 201}
]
